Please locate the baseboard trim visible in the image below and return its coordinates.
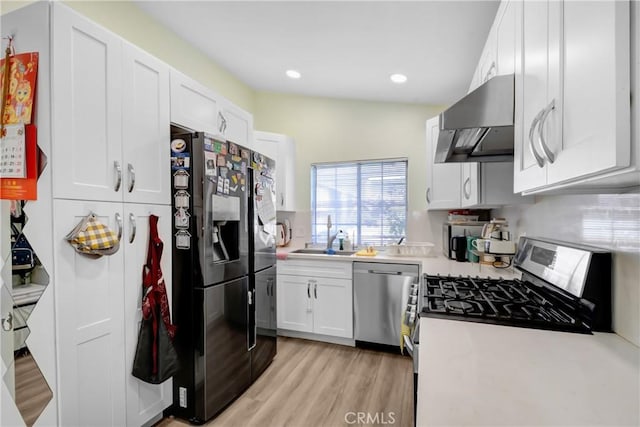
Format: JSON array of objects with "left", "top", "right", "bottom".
[{"left": 277, "top": 329, "right": 355, "bottom": 347}]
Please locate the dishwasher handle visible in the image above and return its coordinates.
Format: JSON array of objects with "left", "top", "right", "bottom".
[{"left": 367, "top": 270, "right": 405, "bottom": 276}]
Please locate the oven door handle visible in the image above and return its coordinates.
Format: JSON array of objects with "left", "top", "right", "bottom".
[{"left": 403, "top": 335, "right": 414, "bottom": 357}]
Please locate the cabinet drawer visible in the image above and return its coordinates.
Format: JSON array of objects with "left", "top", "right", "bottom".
[{"left": 277, "top": 259, "right": 352, "bottom": 279}]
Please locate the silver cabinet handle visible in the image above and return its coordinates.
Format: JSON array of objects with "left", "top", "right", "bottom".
[
  {"left": 280, "top": 193, "right": 284, "bottom": 207},
  {"left": 307, "top": 282, "right": 311, "bottom": 298},
  {"left": 115, "top": 212, "right": 123, "bottom": 240},
  {"left": 425, "top": 188, "right": 431, "bottom": 204},
  {"left": 537, "top": 99, "right": 556, "bottom": 164},
  {"left": 114, "top": 160, "right": 122, "bottom": 192},
  {"left": 127, "top": 163, "right": 136, "bottom": 193},
  {"left": 314, "top": 282, "right": 317, "bottom": 299},
  {"left": 218, "top": 111, "right": 227, "bottom": 134},
  {"left": 528, "top": 110, "right": 546, "bottom": 168},
  {"left": 1, "top": 312, "right": 13, "bottom": 331},
  {"left": 129, "top": 212, "right": 137, "bottom": 243},
  {"left": 463, "top": 177, "right": 471, "bottom": 200}
]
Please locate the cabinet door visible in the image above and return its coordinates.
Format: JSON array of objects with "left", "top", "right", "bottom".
[
  {"left": 496, "top": 0, "right": 517, "bottom": 76},
  {"left": 278, "top": 137, "right": 297, "bottom": 211},
  {"left": 219, "top": 98, "right": 254, "bottom": 149},
  {"left": 53, "top": 199, "right": 126, "bottom": 427},
  {"left": 313, "top": 277, "right": 353, "bottom": 338},
  {"left": 170, "top": 70, "right": 220, "bottom": 136},
  {"left": 546, "top": 1, "right": 630, "bottom": 185},
  {"left": 513, "top": 0, "right": 552, "bottom": 192},
  {"left": 460, "top": 163, "right": 480, "bottom": 207},
  {"left": 123, "top": 204, "right": 172, "bottom": 427},
  {"left": 276, "top": 275, "right": 313, "bottom": 333},
  {"left": 425, "top": 117, "right": 461, "bottom": 210},
  {"left": 52, "top": 3, "right": 123, "bottom": 202},
  {"left": 122, "top": 44, "right": 171, "bottom": 205}
]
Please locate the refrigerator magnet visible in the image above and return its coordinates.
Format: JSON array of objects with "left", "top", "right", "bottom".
[
  {"left": 174, "top": 190, "right": 190, "bottom": 208},
  {"left": 174, "top": 208, "right": 191, "bottom": 229},
  {"left": 217, "top": 154, "right": 226, "bottom": 167},
  {"left": 223, "top": 178, "right": 230, "bottom": 194},
  {"left": 204, "top": 151, "right": 217, "bottom": 176},
  {"left": 170, "top": 139, "right": 186, "bottom": 153},
  {"left": 216, "top": 177, "right": 224, "bottom": 193},
  {"left": 175, "top": 230, "right": 191, "bottom": 250},
  {"left": 241, "top": 149, "right": 249, "bottom": 159},
  {"left": 173, "top": 170, "right": 189, "bottom": 189},
  {"left": 228, "top": 142, "right": 239, "bottom": 156},
  {"left": 213, "top": 140, "right": 227, "bottom": 155}
]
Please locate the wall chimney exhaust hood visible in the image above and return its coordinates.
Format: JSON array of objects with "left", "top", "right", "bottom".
[{"left": 435, "top": 74, "right": 514, "bottom": 163}]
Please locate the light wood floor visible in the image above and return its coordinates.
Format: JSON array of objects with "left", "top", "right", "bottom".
[{"left": 157, "top": 337, "right": 414, "bottom": 427}]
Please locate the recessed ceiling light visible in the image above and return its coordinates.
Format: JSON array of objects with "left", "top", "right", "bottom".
[
  {"left": 286, "top": 69, "right": 301, "bottom": 79},
  {"left": 390, "top": 73, "right": 408, "bottom": 84}
]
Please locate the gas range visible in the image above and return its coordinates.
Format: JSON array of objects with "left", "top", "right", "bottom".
[
  {"left": 423, "top": 275, "right": 589, "bottom": 333},
  {"left": 420, "top": 237, "right": 613, "bottom": 334}
]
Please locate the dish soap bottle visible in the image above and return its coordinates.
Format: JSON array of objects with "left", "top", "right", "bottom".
[{"left": 337, "top": 229, "right": 345, "bottom": 250}]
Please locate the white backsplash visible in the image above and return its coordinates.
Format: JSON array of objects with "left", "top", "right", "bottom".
[{"left": 494, "top": 193, "right": 640, "bottom": 347}]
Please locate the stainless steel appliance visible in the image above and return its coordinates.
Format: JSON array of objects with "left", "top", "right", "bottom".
[
  {"left": 406, "top": 237, "right": 611, "bottom": 426},
  {"left": 435, "top": 74, "right": 515, "bottom": 163},
  {"left": 442, "top": 221, "right": 487, "bottom": 259},
  {"left": 424, "top": 236, "right": 612, "bottom": 333},
  {"left": 249, "top": 153, "right": 277, "bottom": 382},
  {"left": 169, "top": 131, "right": 277, "bottom": 423},
  {"left": 353, "top": 262, "right": 420, "bottom": 348}
]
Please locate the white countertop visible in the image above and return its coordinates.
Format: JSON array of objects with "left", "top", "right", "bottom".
[
  {"left": 417, "top": 317, "right": 640, "bottom": 426},
  {"left": 277, "top": 246, "right": 520, "bottom": 280}
]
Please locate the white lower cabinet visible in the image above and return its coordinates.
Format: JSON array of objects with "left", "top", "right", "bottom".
[
  {"left": 54, "top": 199, "right": 172, "bottom": 426},
  {"left": 123, "top": 204, "right": 173, "bottom": 427},
  {"left": 277, "top": 260, "right": 353, "bottom": 339},
  {"left": 53, "top": 200, "right": 127, "bottom": 427}
]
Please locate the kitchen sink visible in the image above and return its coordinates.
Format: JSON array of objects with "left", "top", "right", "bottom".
[{"left": 290, "top": 249, "right": 356, "bottom": 256}]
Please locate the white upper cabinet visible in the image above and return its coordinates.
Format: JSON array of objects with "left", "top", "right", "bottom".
[
  {"left": 425, "top": 117, "right": 462, "bottom": 210},
  {"left": 496, "top": 0, "right": 517, "bottom": 76},
  {"left": 122, "top": 43, "right": 171, "bottom": 205},
  {"left": 169, "top": 70, "right": 221, "bottom": 137},
  {"left": 219, "top": 97, "right": 254, "bottom": 149},
  {"left": 514, "top": 0, "right": 631, "bottom": 193},
  {"left": 52, "top": 5, "right": 171, "bottom": 205},
  {"left": 52, "top": 4, "right": 123, "bottom": 202},
  {"left": 254, "top": 131, "right": 297, "bottom": 211}
]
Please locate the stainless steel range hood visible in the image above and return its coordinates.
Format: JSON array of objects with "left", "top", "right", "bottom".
[{"left": 435, "top": 74, "right": 514, "bottom": 163}]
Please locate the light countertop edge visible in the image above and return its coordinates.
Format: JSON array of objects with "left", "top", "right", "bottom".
[
  {"left": 277, "top": 246, "right": 521, "bottom": 279},
  {"left": 417, "top": 317, "right": 640, "bottom": 426}
]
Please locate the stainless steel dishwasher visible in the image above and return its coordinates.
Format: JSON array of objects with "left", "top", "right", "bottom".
[{"left": 353, "top": 262, "right": 420, "bottom": 347}]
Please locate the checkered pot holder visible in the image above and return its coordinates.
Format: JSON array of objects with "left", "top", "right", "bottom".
[{"left": 65, "top": 213, "right": 120, "bottom": 256}]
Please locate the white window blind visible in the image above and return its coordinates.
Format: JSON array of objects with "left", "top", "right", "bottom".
[{"left": 311, "top": 159, "right": 407, "bottom": 246}]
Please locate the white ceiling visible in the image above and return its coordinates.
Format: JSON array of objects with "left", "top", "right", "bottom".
[{"left": 134, "top": 1, "right": 500, "bottom": 106}]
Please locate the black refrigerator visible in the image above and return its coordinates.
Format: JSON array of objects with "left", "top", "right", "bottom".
[{"left": 169, "top": 130, "right": 277, "bottom": 424}]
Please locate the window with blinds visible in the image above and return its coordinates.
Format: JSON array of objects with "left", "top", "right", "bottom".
[{"left": 311, "top": 159, "right": 407, "bottom": 246}]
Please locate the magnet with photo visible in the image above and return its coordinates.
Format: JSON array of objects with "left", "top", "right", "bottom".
[
  {"left": 228, "top": 142, "right": 239, "bottom": 156},
  {"left": 217, "top": 154, "right": 226, "bottom": 167},
  {"left": 241, "top": 149, "right": 249, "bottom": 160},
  {"left": 170, "top": 139, "right": 187, "bottom": 153},
  {"left": 204, "top": 151, "right": 217, "bottom": 176},
  {"left": 203, "top": 137, "right": 214, "bottom": 152},
  {"left": 213, "top": 140, "right": 227, "bottom": 155},
  {"left": 171, "top": 153, "right": 190, "bottom": 170}
]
